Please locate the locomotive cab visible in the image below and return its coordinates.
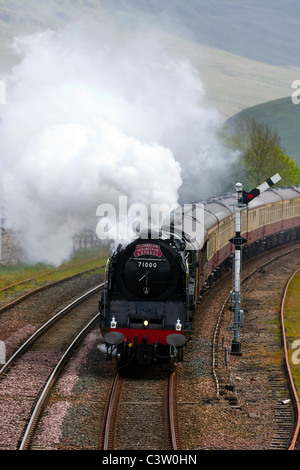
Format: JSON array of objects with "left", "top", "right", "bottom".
[{"left": 99, "top": 234, "right": 197, "bottom": 370}]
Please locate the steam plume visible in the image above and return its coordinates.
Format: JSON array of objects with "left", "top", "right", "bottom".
[{"left": 0, "top": 25, "right": 234, "bottom": 264}]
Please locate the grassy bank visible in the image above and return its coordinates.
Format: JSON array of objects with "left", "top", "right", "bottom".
[
  {"left": 0, "top": 245, "right": 110, "bottom": 291},
  {"left": 283, "top": 269, "right": 300, "bottom": 398}
]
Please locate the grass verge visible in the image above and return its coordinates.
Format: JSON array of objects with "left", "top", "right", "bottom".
[
  {"left": 0, "top": 245, "right": 110, "bottom": 292},
  {"left": 283, "top": 270, "right": 300, "bottom": 398}
]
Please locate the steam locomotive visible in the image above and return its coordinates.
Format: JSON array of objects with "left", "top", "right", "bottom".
[
  {"left": 99, "top": 230, "right": 197, "bottom": 370},
  {"left": 99, "top": 184, "right": 300, "bottom": 370}
]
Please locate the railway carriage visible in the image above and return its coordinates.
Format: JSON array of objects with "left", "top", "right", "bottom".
[{"left": 99, "top": 185, "right": 300, "bottom": 369}]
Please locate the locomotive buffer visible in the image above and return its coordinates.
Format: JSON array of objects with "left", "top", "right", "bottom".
[{"left": 230, "top": 173, "right": 281, "bottom": 355}]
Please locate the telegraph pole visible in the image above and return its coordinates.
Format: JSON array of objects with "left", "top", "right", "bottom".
[{"left": 229, "top": 173, "right": 281, "bottom": 355}]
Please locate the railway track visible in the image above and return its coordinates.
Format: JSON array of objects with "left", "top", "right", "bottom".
[
  {"left": 1, "top": 244, "right": 299, "bottom": 450},
  {"left": 212, "top": 245, "right": 300, "bottom": 398},
  {"left": 99, "top": 365, "right": 181, "bottom": 450},
  {"left": 0, "top": 283, "right": 105, "bottom": 450},
  {"left": 0, "top": 265, "right": 104, "bottom": 314},
  {"left": 211, "top": 247, "right": 300, "bottom": 450},
  {"left": 167, "top": 366, "right": 181, "bottom": 450}
]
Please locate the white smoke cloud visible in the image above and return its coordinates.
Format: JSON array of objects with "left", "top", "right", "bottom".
[{"left": 0, "top": 25, "right": 234, "bottom": 265}]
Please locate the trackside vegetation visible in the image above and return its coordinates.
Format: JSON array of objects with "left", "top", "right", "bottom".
[
  {"left": 223, "top": 116, "right": 300, "bottom": 190},
  {"left": 0, "top": 245, "right": 110, "bottom": 291},
  {"left": 283, "top": 270, "right": 300, "bottom": 400}
]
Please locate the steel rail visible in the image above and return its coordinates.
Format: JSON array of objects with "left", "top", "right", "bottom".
[
  {"left": 0, "top": 282, "right": 105, "bottom": 378},
  {"left": 212, "top": 293, "right": 231, "bottom": 396},
  {"left": 168, "top": 367, "right": 181, "bottom": 450},
  {"left": 100, "top": 373, "right": 121, "bottom": 450},
  {"left": 280, "top": 268, "right": 300, "bottom": 450},
  {"left": 19, "top": 312, "right": 101, "bottom": 450},
  {"left": 0, "top": 266, "right": 104, "bottom": 315}
]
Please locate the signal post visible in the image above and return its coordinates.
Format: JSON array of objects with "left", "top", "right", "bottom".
[{"left": 229, "top": 173, "right": 281, "bottom": 355}]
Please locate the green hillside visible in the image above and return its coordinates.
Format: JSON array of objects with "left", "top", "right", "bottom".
[{"left": 227, "top": 97, "right": 300, "bottom": 164}]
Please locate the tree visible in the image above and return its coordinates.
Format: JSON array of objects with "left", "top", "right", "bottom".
[
  {"left": 271, "top": 148, "right": 300, "bottom": 185},
  {"left": 225, "top": 116, "right": 300, "bottom": 188}
]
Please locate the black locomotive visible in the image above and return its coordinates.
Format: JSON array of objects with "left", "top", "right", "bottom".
[{"left": 99, "top": 233, "right": 197, "bottom": 370}]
